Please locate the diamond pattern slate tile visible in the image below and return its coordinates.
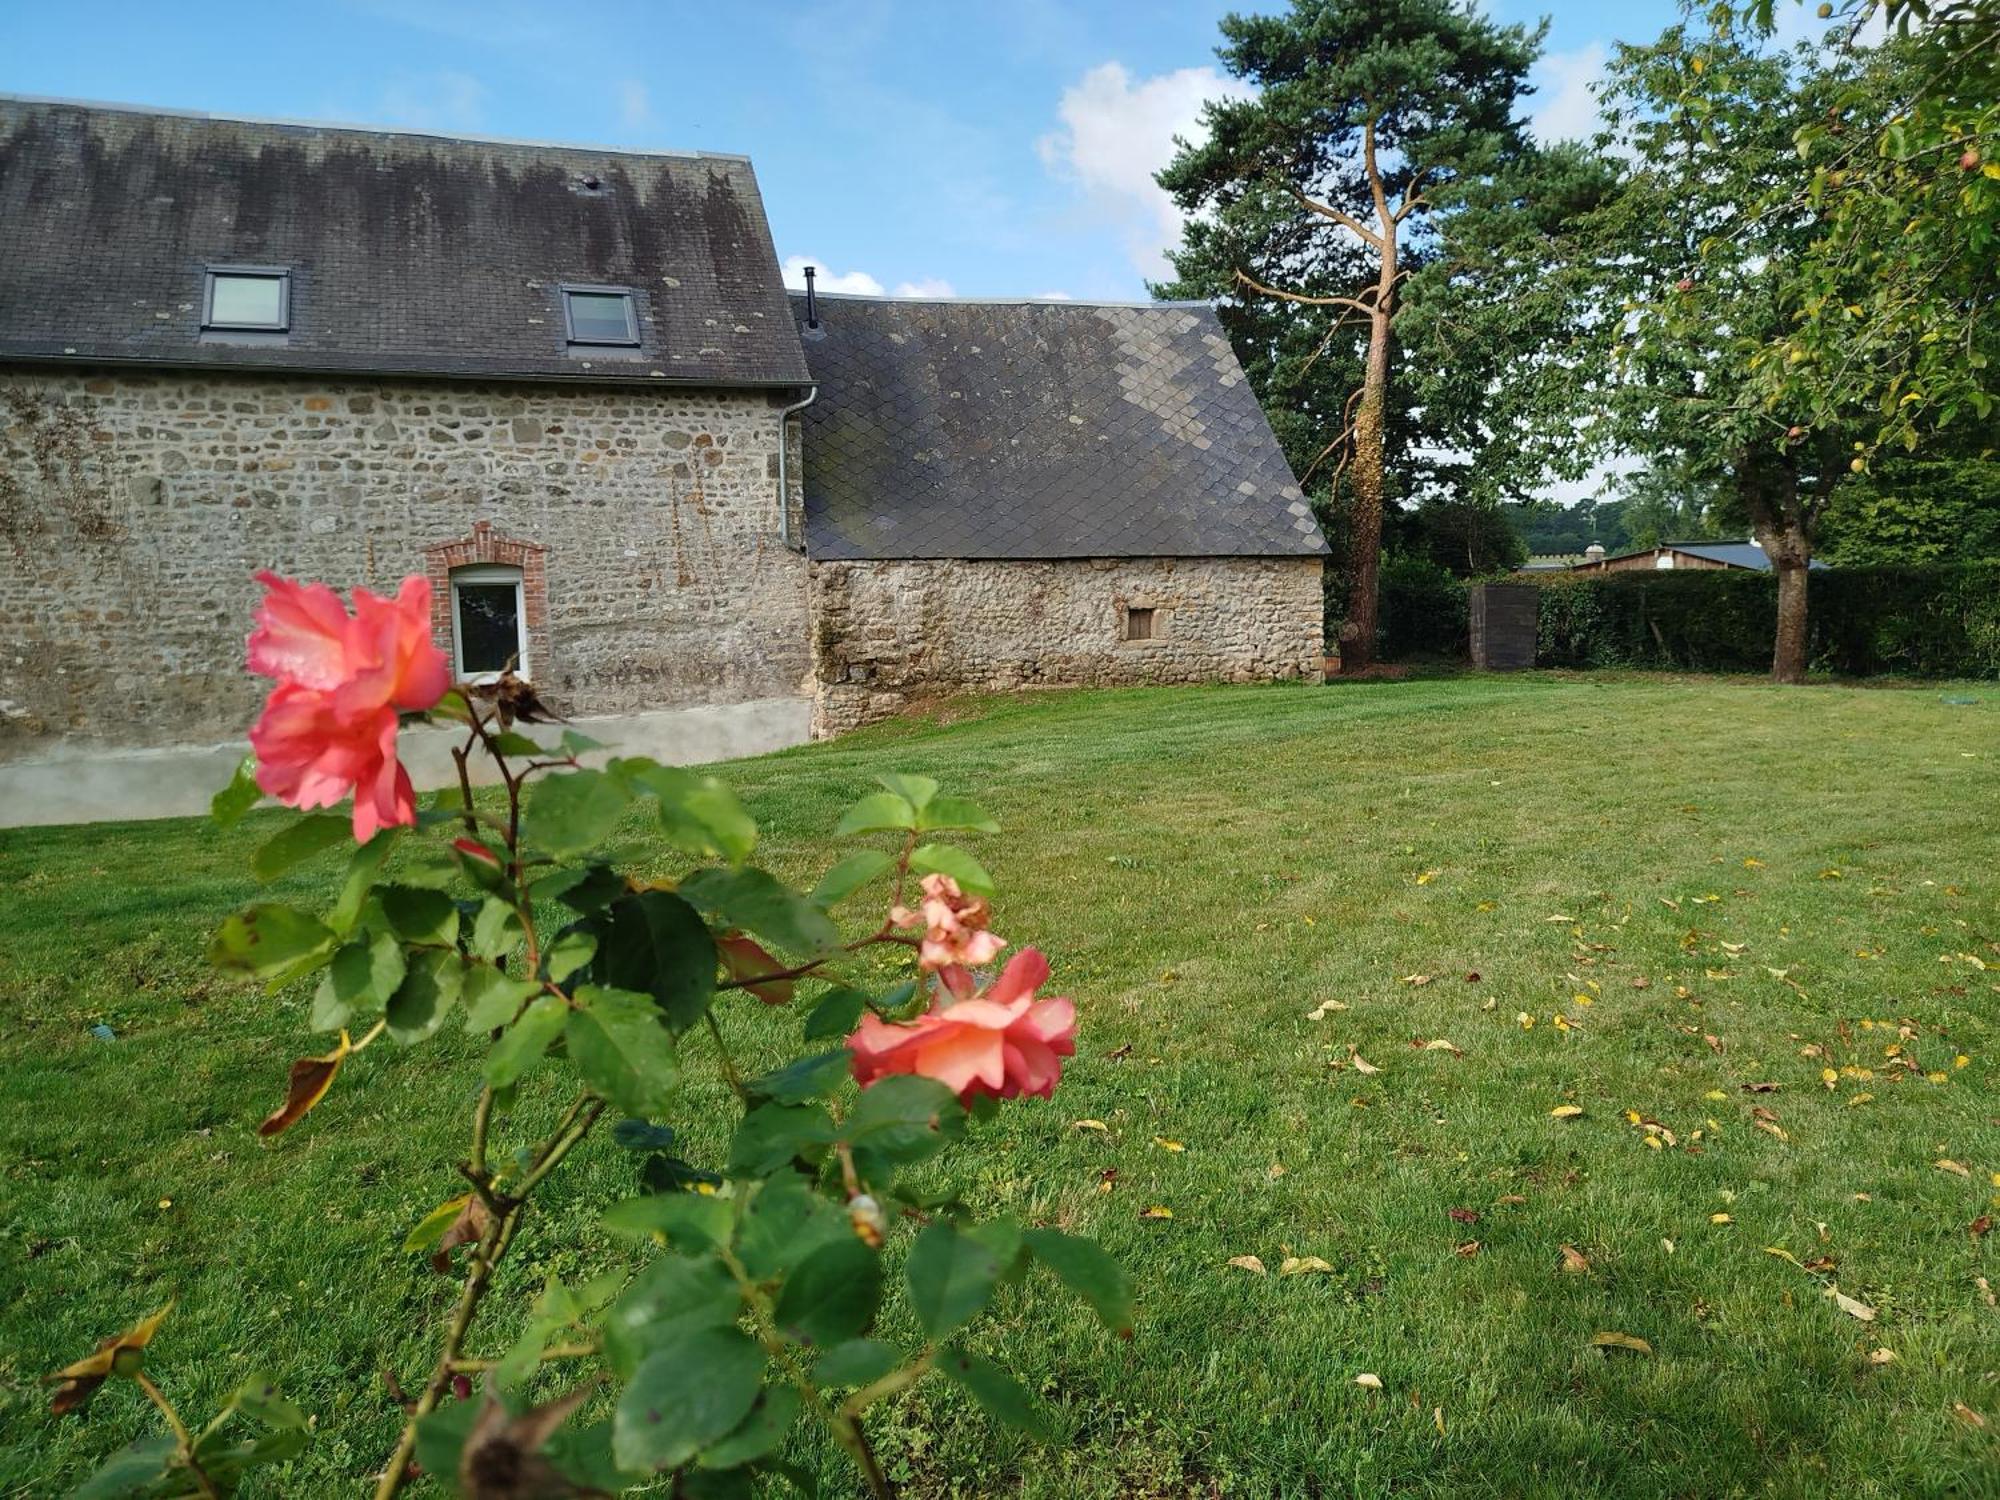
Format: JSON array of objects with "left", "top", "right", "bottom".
[
  {"left": 0, "top": 98, "right": 808, "bottom": 387},
  {"left": 794, "top": 294, "right": 1326, "bottom": 560}
]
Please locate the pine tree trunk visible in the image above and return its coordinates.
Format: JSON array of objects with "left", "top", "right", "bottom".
[{"left": 1339, "top": 312, "right": 1391, "bottom": 673}]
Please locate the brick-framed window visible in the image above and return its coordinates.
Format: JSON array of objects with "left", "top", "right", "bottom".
[{"left": 423, "top": 521, "right": 550, "bottom": 682}]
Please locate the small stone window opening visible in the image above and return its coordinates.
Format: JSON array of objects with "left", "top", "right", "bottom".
[
  {"left": 1123, "top": 605, "right": 1157, "bottom": 642},
  {"left": 561, "top": 285, "right": 640, "bottom": 347},
  {"left": 451, "top": 563, "right": 529, "bottom": 680},
  {"left": 203, "top": 267, "right": 290, "bottom": 331}
]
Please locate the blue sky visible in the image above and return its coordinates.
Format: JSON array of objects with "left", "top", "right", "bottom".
[{"left": 0, "top": 0, "right": 1691, "bottom": 302}]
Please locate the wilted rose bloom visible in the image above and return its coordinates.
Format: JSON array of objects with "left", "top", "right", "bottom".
[
  {"left": 891, "top": 872, "right": 1005, "bottom": 977},
  {"left": 847, "top": 947, "right": 1076, "bottom": 1103},
  {"left": 246, "top": 572, "right": 450, "bottom": 841}
]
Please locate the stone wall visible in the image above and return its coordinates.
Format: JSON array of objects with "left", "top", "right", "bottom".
[
  {"left": 0, "top": 368, "right": 810, "bottom": 759},
  {"left": 810, "top": 555, "right": 1323, "bottom": 734}
]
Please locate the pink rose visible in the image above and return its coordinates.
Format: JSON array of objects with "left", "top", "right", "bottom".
[
  {"left": 847, "top": 948, "right": 1077, "bottom": 1103},
  {"left": 891, "top": 872, "right": 1005, "bottom": 979},
  {"left": 246, "top": 573, "right": 451, "bottom": 840}
]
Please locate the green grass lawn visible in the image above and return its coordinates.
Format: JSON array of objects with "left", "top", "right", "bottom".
[{"left": 3, "top": 675, "right": 1998, "bottom": 1498}]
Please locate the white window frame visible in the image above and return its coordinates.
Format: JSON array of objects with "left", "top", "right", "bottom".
[{"left": 449, "top": 563, "right": 529, "bottom": 681}]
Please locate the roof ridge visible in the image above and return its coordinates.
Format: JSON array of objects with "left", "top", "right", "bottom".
[
  {"left": 0, "top": 92, "right": 752, "bottom": 163},
  {"left": 788, "top": 289, "right": 1214, "bottom": 311}
]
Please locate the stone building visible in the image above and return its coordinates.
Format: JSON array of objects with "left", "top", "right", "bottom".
[{"left": 0, "top": 97, "right": 1323, "bottom": 825}]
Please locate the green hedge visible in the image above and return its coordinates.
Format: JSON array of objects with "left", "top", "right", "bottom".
[
  {"left": 1379, "top": 554, "right": 1470, "bottom": 659},
  {"left": 1527, "top": 562, "right": 2000, "bottom": 678}
]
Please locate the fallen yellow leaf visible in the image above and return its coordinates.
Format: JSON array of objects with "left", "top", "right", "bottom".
[
  {"left": 1868, "top": 1347, "right": 1898, "bottom": 1366},
  {"left": 1937, "top": 1159, "right": 1972, "bottom": 1179},
  {"left": 1711, "top": 1213, "right": 1734, "bottom": 1225},
  {"left": 1354, "top": 1372, "right": 1383, "bottom": 1390},
  {"left": 1550, "top": 1104, "right": 1585, "bottom": 1119},
  {"left": 1825, "top": 1286, "right": 1877, "bottom": 1322},
  {"left": 1308, "top": 998, "right": 1349, "bottom": 1020},
  {"left": 1071, "top": 1119, "right": 1109, "bottom": 1132},
  {"left": 1589, "top": 1331, "right": 1654, "bottom": 1355},
  {"left": 1140, "top": 1206, "right": 1174, "bottom": 1221},
  {"left": 1226, "top": 1254, "right": 1267, "bottom": 1275},
  {"left": 1278, "top": 1255, "right": 1333, "bottom": 1276},
  {"left": 1559, "top": 1244, "right": 1591, "bottom": 1274},
  {"left": 1152, "top": 1136, "right": 1186, "bottom": 1153}
]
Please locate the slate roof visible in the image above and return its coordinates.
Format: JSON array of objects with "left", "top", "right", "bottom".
[
  {"left": 793, "top": 293, "right": 1326, "bottom": 560},
  {"left": 0, "top": 96, "right": 808, "bottom": 387}
]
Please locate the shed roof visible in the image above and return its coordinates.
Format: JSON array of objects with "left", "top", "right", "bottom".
[
  {"left": 793, "top": 292, "right": 1326, "bottom": 560},
  {"left": 0, "top": 96, "right": 808, "bottom": 387}
]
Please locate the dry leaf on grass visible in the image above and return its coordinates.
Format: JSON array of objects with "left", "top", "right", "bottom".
[
  {"left": 1454, "top": 1240, "right": 1482, "bottom": 1257},
  {"left": 1279, "top": 1255, "right": 1333, "bottom": 1276},
  {"left": 1448, "top": 1207, "right": 1481, "bottom": 1224},
  {"left": 1139, "top": 1206, "right": 1174, "bottom": 1221},
  {"left": 1071, "top": 1119, "right": 1109, "bottom": 1133},
  {"left": 1355, "top": 1372, "right": 1384, "bottom": 1390},
  {"left": 1953, "top": 1403, "right": 1988, "bottom": 1430},
  {"left": 1550, "top": 1104, "right": 1585, "bottom": 1119},
  {"left": 1308, "top": 998, "right": 1349, "bottom": 1020},
  {"left": 1935, "top": 1159, "right": 1972, "bottom": 1179},
  {"left": 1590, "top": 1331, "right": 1654, "bottom": 1355},
  {"left": 1226, "top": 1255, "right": 1267, "bottom": 1276},
  {"left": 1151, "top": 1136, "right": 1185, "bottom": 1153},
  {"left": 1350, "top": 1051, "right": 1381, "bottom": 1076},
  {"left": 1825, "top": 1286, "right": 1878, "bottom": 1322},
  {"left": 1560, "top": 1245, "right": 1591, "bottom": 1274},
  {"left": 1868, "top": 1347, "right": 1898, "bottom": 1366}
]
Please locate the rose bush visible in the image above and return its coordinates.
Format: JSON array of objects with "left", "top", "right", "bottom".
[{"left": 51, "top": 574, "right": 1127, "bottom": 1500}]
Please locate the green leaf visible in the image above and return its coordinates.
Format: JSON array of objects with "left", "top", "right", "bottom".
[
  {"left": 612, "top": 1327, "right": 765, "bottom": 1472},
  {"left": 461, "top": 967, "right": 544, "bottom": 1031},
  {"left": 875, "top": 773, "right": 938, "bottom": 810},
  {"left": 378, "top": 884, "right": 459, "bottom": 947},
  {"left": 678, "top": 867, "right": 840, "bottom": 960},
  {"left": 404, "top": 1193, "right": 474, "bottom": 1254},
  {"left": 560, "top": 728, "right": 605, "bottom": 755},
  {"left": 916, "top": 794, "right": 1000, "bottom": 835},
  {"left": 209, "top": 903, "right": 335, "bottom": 984},
  {"left": 615, "top": 759, "right": 758, "bottom": 864},
  {"left": 485, "top": 995, "right": 570, "bottom": 1089},
  {"left": 531, "top": 864, "right": 626, "bottom": 912},
  {"left": 210, "top": 755, "right": 262, "bottom": 830},
  {"left": 495, "top": 1277, "right": 587, "bottom": 1389},
  {"left": 698, "top": 1385, "right": 801, "bottom": 1470},
  {"left": 734, "top": 1175, "right": 850, "bottom": 1282},
  {"left": 833, "top": 791, "right": 916, "bottom": 836},
  {"left": 904, "top": 1220, "right": 1021, "bottom": 1340},
  {"left": 843, "top": 1075, "right": 964, "bottom": 1169},
  {"left": 542, "top": 928, "right": 598, "bottom": 984},
  {"left": 602, "top": 1254, "right": 741, "bottom": 1381},
  {"left": 470, "top": 897, "right": 524, "bottom": 961},
  {"left": 311, "top": 930, "right": 407, "bottom": 1031},
  {"left": 251, "top": 814, "right": 352, "bottom": 881},
  {"left": 773, "top": 1236, "right": 882, "bottom": 1349},
  {"left": 386, "top": 950, "right": 466, "bottom": 1044},
  {"left": 582, "top": 891, "right": 717, "bottom": 1032},
  {"left": 812, "top": 1339, "right": 901, "bottom": 1389},
  {"left": 412, "top": 1402, "right": 478, "bottom": 1495},
  {"left": 329, "top": 831, "right": 398, "bottom": 934},
  {"left": 602, "top": 1192, "right": 734, "bottom": 1251},
  {"left": 937, "top": 1346, "right": 1048, "bottom": 1437},
  {"left": 908, "top": 842, "right": 995, "bottom": 896},
  {"left": 809, "top": 849, "right": 896, "bottom": 908},
  {"left": 567, "top": 985, "right": 680, "bottom": 1116},
  {"left": 745, "top": 1049, "right": 851, "bottom": 1106},
  {"left": 68, "top": 1434, "right": 179, "bottom": 1499},
  {"left": 527, "top": 768, "right": 634, "bottom": 858},
  {"left": 728, "top": 1102, "right": 835, "bottom": 1177},
  {"left": 489, "top": 729, "right": 546, "bottom": 757},
  {"left": 802, "top": 986, "right": 868, "bottom": 1042},
  {"left": 1024, "top": 1229, "right": 1134, "bottom": 1335}
]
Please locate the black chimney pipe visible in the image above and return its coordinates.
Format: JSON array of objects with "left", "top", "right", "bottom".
[{"left": 803, "top": 265, "right": 819, "bottom": 328}]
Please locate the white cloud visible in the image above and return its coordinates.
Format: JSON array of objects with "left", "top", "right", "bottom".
[
  {"left": 1528, "top": 43, "right": 1607, "bottom": 146},
  {"left": 373, "top": 70, "right": 488, "bottom": 133},
  {"left": 781, "top": 257, "right": 954, "bottom": 299},
  {"left": 1035, "top": 291, "right": 1074, "bottom": 301},
  {"left": 1037, "top": 61, "right": 1256, "bottom": 282},
  {"left": 616, "top": 80, "right": 653, "bottom": 131},
  {"left": 783, "top": 257, "right": 885, "bottom": 296}
]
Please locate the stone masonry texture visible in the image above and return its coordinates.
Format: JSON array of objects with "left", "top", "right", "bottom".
[
  {"left": 0, "top": 367, "right": 809, "bottom": 757},
  {"left": 810, "top": 556, "right": 1324, "bottom": 735}
]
